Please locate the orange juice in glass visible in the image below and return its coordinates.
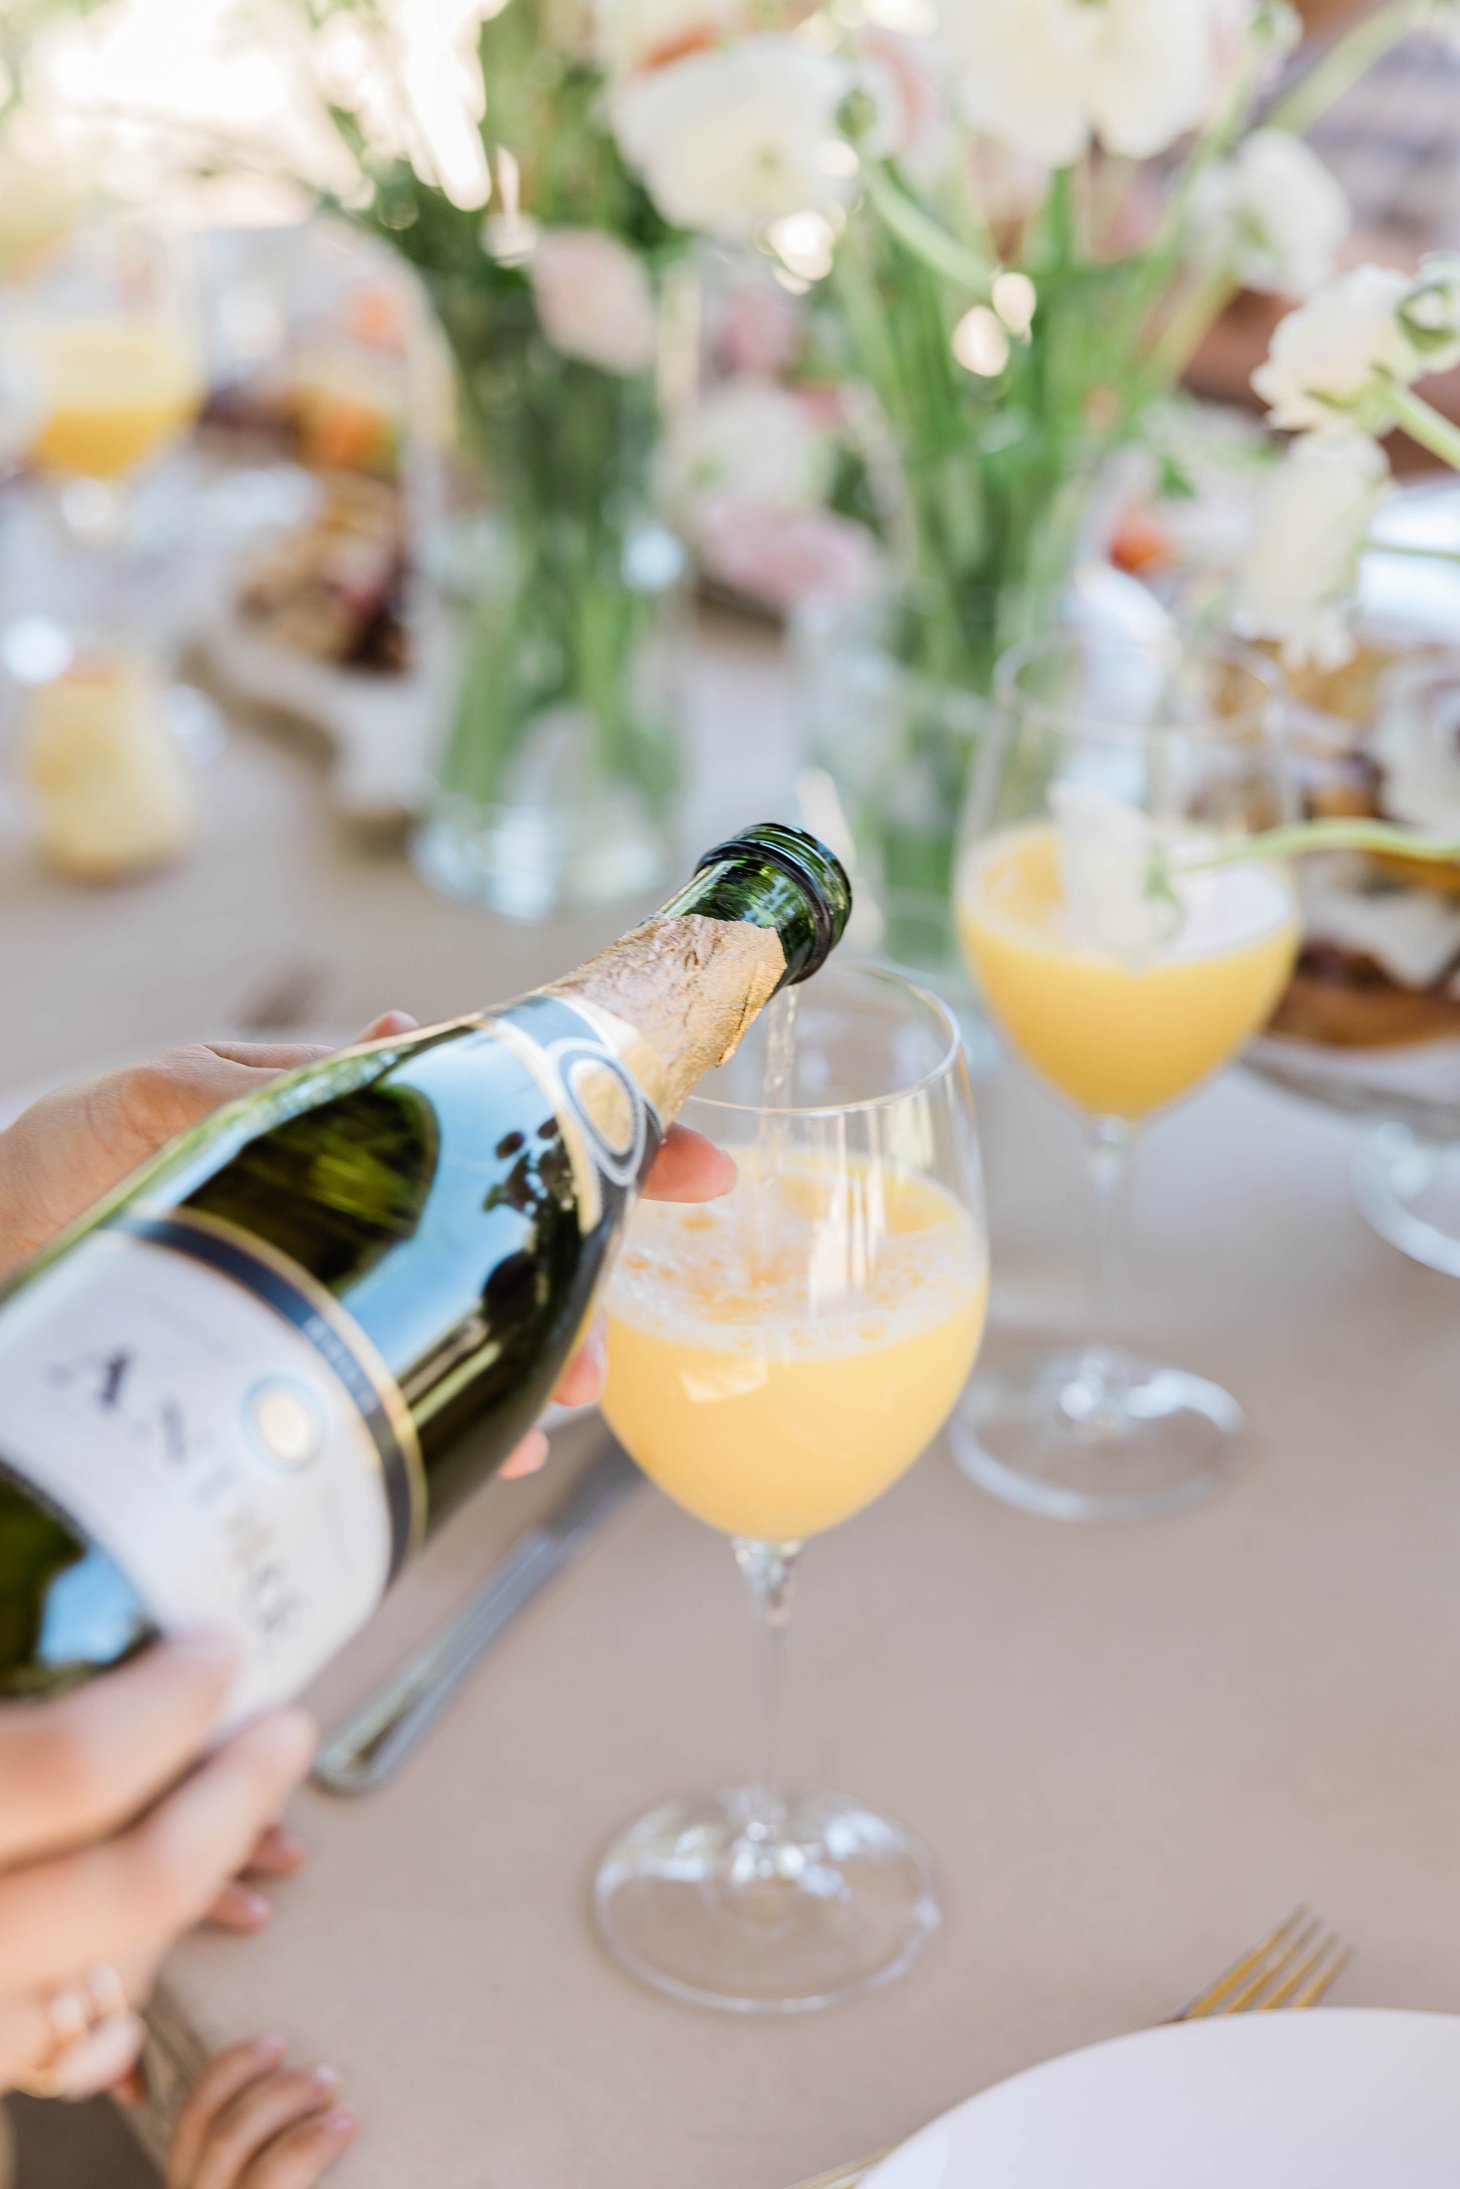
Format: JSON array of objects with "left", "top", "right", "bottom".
[
  {"left": 953, "top": 630, "right": 1297, "bottom": 1523},
  {"left": 959, "top": 820, "right": 1298, "bottom": 1122},
  {"left": 596, "top": 965, "right": 987, "bottom": 2015},
  {"left": 16, "top": 312, "right": 202, "bottom": 481}
]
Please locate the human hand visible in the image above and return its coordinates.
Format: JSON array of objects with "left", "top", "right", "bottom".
[
  {"left": 0, "top": 1015, "right": 421, "bottom": 1283},
  {"left": 0, "top": 1015, "right": 734, "bottom": 1480},
  {"left": 0, "top": 1641, "right": 313, "bottom": 2102},
  {"left": 165, "top": 2037, "right": 357, "bottom": 2189}
]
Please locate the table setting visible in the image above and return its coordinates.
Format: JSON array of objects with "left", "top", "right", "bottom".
[{"left": 2, "top": 2, "right": 1460, "bottom": 2186}]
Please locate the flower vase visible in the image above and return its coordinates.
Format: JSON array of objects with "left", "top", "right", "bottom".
[
  {"left": 410, "top": 230, "right": 690, "bottom": 923},
  {"left": 413, "top": 508, "right": 686, "bottom": 923},
  {"left": 794, "top": 540, "right": 1087, "bottom": 979}
]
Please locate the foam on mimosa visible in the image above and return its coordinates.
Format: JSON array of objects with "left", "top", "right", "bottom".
[{"left": 604, "top": 1154, "right": 986, "bottom": 1543}]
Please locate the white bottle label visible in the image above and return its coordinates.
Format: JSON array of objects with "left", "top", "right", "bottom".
[{"left": 0, "top": 1229, "right": 396, "bottom": 1727}]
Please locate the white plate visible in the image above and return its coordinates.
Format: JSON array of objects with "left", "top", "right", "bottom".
[{"left": 863, "top": 2011, "right": 1460, "bottom": 2189}]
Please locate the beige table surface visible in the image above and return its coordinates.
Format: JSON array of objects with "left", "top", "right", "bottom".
[{"left": 5, "top": 623, "right": 1459, "bottom": 2189}]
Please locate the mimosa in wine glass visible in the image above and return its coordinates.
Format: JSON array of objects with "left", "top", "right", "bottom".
[
  {"left": 5, "top": 216, "right": 203, "bottom": 504},
  {"left": 596, "top": 964, "right": 988, "bottom": 2012},
  {"left": 953, "top": 628, "right": 1298, "bottom": 1522},
  {"left": 2, "top": 217, "right": 209, "bottom": 844},
  {"left": 2, "top": 215, "right": 202, "bottom": 661}
]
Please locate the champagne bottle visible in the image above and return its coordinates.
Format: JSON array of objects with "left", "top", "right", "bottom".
[{"left": 0, "top": 825, "right": 849, "bottom": 1719}]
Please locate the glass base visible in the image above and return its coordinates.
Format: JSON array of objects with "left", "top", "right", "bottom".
[
  {"left": 1352, "top": 1122, "right": 1460, "bottom": 1278},
  {"left": 593, "top": 1787, "right": 939, "bottom": 2014},
  {"left": 412, "top": 786, "right": 671, "bottom": 923},
  {"left": 951, "top": 1344, "right": 1243, "bottom": 1522}
]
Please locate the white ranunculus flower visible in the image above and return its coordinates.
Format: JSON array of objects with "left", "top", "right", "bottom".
[
  {"left": 1191, "top": 129, "right": 1349, "bottom": 298},
  {"left": 1251, "top": 264, "right": 1418, "bottom": 434},
  {"left": 529, "top": 230, "right": 658, "bottom": 375},
  {"left": 1235, "top": 433, "right": 1389, "bottom": 671},
  {"left": 588, "top": 0, "right": 734, "bottom": 78},
  {"left": 610, "top": 38, "right": 855, "bottom": 243},
  {"left": 663, "top": 376, "right": 832, "bottom": 519},
  {"left": 1399, "top": 251, "right": 1460, "bottom": 374},
  {"left": 939, "top": 0, "right": 1228, "bottom": 166}
]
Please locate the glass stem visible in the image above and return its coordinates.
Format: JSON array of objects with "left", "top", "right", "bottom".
[
  {"left": 732, "top": 1537, "right": 802, "bottom": 1847},
  {"left": 1080, "top": 1116, "right": 1138, "bottom": 1418}
]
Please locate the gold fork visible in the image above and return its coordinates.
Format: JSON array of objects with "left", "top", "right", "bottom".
[{"left": 784, "top": 1910, "right": 1352, "bottom": 2189}]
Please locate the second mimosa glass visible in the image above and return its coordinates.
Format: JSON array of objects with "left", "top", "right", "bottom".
[
  {"left": 595, "top": 964, "right": 988, "bottom": 2012},
  {"left": 952, "top": 628, "right": 1298, "bottom": 1522}
]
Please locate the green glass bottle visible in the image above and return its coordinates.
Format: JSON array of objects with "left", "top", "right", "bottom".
[{"left": 0, "top": 825, "right": 850, "bottom": 1718}]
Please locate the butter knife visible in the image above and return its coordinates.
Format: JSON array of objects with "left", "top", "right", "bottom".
[{"left": 312, "top": 1439, "right": 640, "bottom": 1794}]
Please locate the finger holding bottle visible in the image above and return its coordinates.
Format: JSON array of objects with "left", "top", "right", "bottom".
[{"left": 0, "top": 1641, "right": 315, "bottom": 2100}]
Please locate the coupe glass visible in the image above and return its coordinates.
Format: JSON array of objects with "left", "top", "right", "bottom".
[
  {"left": 952, "top": 628, "right": 1298, "bottom": 1522},
  {"left": 594, "top": 964, "right": 988, "bottom": 2013}
]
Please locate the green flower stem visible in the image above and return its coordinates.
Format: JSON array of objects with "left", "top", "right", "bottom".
[
  {"left": 1145, "top": 268, "right": 1239, "bottom": 385},
  {"left": 861, "top": 162, "right": 995, "bottom": 297},
  {"left": 1386, "top": 384, "right": 1460, "bottom": 472},
  {"left": 1362, "top": 534, "right": 1460, "bottom": 563},
  {"left": 1266, "top": 0, "right": 1427, "bottom": 139},
  {"left": 1168, "top": 817, "right": 1460, "bottom": 881}
]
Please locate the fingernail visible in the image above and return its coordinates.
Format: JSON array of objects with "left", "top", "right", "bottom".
[
  {"left": 322, "top": 2109, "right": 358, "bottom": 2140},
  {"left": 309, "top": 2065, "right": 342, "bottom": 2095},
  {"left": 231, "top": 1888, "right": 272, "bottom": 1928},
  {"left": 270, "top": 1828, "right": 308, "bottom": 1864},
  {"left": 254, "top": 2034, "right": 286, "bottom": 2063}
]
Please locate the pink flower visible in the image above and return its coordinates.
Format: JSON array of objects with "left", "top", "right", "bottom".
[
  {"left": 858, "top": 30, "right": 950, "bottom": 190},
  {"left": 529, "top": 229, "right": 658, "bottom": 376},
  {"left": 694, "top": 494, "right": 883, "bottom": 614},
  {"left": 712, "top": 278, "right": 804, "bottom": 379}
]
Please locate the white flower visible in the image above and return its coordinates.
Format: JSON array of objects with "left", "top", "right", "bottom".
[
  {"left": 663, "top": 376, "right": 832, "bottom": 518},
  {"left": 588, "top": 0, "right": 734, "bottom": 79},
  {"left": 1399, "top": 252, "right": 1460, "bottom": 374},
  {"left": 1235, "top": 434, "right": 1389, "bottom": 671},
  {"left": 938, "top": 0, "right": 1229, "bottom": 167},
  {"left": 529, "top": 229, "right": 658, "bottom": 375},
  {"left": 1252, "top": 264, "right": 1418, "bottom": 434},
  {"left": 1373, "top": 654, "right": 1460, "bottom": 836},
  {"left": 854, "top": 29, "right": 952, "bottom": 189},
  {"left": 395, "top": 0, "right": 492, "bottom": 210},
  {"left": 1191, "top": 130, "right": 1349, "bottom": 298},
  {"left": 1050, "top": 783, "right": 1176, "bottom": 963},
  {"left": 610, "top": 37, "right": 856, "bottom": 243}
]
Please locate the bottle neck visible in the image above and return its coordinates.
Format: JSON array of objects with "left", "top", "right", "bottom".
[
  {"left": 659, "top": 828, "right": 849, "bottom": 990},
  {"left": 544, "top": 825, "right": 850, "bottom": 1125},
  {"left": 546, "top": 914, "right": 787, "bottom": 1124}
]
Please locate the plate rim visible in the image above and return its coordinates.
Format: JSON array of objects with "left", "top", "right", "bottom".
[{"left": 861, "top": 2008, "right": 1460, "bottom": 2187}]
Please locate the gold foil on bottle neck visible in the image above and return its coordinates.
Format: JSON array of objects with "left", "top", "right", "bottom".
[{"left": 549, "top": 914, "right": 787, "bottom": 1121}]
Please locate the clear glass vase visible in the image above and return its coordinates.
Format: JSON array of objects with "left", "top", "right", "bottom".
[
  {"left": 413, "top": 511, "right": 686, "bottom": 923},
  {"left": 792, "top": 450, "right": 1107, "bottom": 990}
]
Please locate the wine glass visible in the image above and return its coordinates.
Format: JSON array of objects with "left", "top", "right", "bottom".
[
  {"left": 0, "top": 215, "right": 205, "bottom": 709},
  {"left": 952, "top": 627, "right": 1298, "bottom": 1522},
  {"left": 594, "top": 963, "right": 988, "bottom": 2013}
]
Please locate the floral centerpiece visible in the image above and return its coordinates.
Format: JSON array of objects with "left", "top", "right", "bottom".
[
  {"left": 595, "top": 0, "right": 1460, "bottom": 954},
  {"left": 13, "top": 0, "right": 1459, "bottom": 937},
  {"left": 260, "top": 0, "right": 702, "bottom": 917}
]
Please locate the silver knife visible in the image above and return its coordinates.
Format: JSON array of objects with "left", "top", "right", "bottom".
[{"left": 312, "top": 1439, "right": 640, "bottom": 1795}]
